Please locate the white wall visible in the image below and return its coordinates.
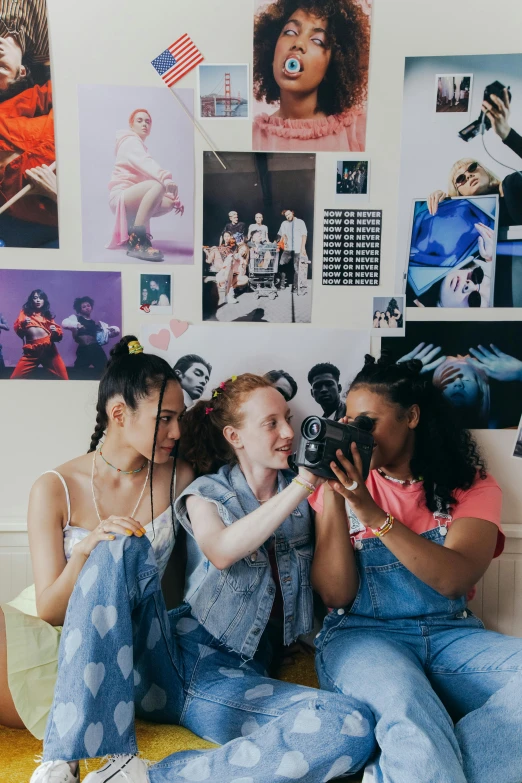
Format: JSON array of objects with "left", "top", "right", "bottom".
[{"left": 1, "top": 0, "right": 522, "bottom": 534}]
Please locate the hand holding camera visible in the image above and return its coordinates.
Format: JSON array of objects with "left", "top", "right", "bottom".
[
  {"left": 459, "top": 80, "right": 512, "bottom": 142},
  {"left": 328, "top": 436, "right": 386, "bottom": 530},
  {"left": 291, "top": 414, "right": 374, "bottom": 480},
  {"left": 482, "top": 87, "right": 511, "bottom": 141}
]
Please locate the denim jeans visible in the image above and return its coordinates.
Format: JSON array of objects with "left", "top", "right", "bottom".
[
  {"left": 44, "top": 534, "right": 377, "bottom": 781},
  {"left": 315, "top": 526, "right": 522, "bottom": 783},
  {"left": 44, "top": 534, "right": 185, "bottom": 760}
]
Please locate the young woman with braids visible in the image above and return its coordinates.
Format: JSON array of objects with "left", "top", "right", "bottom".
[
  {"left": 311, "top": 356, "right": 522, "bottom": 783},
  {"left": 0, "top": 335, "right": 192, "bottom": 782},
  {"left": 33, "top": 371, "right": 376, "bottom": 782}
]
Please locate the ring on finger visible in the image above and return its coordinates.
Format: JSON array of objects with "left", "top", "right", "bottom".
[{"left": 343, "top": 480, "right": 358, "bottom": 492}]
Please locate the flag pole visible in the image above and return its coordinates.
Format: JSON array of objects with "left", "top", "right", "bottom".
[{"left": 170, "top": 89, "right": 227, "bottom": 170}]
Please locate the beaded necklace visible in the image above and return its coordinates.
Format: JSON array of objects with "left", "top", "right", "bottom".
[
  {"left": 99, "top": 445, "right": 147, "bottom": 475},
  {"left": 377, "top": 468, "right": 423, "bottom": 486}
]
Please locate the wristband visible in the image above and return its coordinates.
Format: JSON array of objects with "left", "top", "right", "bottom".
[
  {"left": 295, "top": 475, "right": 316, "bottom": 493},
  {"left": 371, "top": 513, "right": 394, "bottom": 538},
  {"left": 292, "top": 477, "right": 315, "bottom": 495}
]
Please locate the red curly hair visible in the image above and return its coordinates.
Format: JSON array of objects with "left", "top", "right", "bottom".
[
  {"left": 180, "top": 373, "right": 274, "bottom": 476},
  {"left": 253, "top": 0, "right": 370, "bottom": 116}
]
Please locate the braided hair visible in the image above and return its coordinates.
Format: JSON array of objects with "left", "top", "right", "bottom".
[
  {"left": 88, "top": 335, "right": 181, "bottom": 536},
  {"left": 349, "top": 355, "right": 486, "bottom": 513}
]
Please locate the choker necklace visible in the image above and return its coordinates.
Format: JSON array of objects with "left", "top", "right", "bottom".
[
  {"left": 91, "top": 451, "right": 150, "bottom": 524},
  {"left": 99, "top": 446, "right": 147, "bottom": 475},
  {"left": 377, "top": 468, "right": 423, "bottom": 485}
]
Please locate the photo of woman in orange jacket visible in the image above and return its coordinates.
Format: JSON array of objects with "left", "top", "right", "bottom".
[{"left": 11, "top": 288, "right": 68, "bottom": 379}]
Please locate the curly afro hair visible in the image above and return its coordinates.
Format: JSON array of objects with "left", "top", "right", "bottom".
[{"left": 253, "top": 0, "right": 370, "bottom": 116}]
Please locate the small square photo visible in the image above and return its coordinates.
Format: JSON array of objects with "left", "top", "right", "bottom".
[
  {"left": 140, "top": 274, "right": 172, "bottom": 314},
  {"left": 198, "top": 64, "right": 249, "bottom": 119},
  {"left": 336, "top": 160, "right": 369, "bottom": 196},
  {"left": 435, "top": 74, "right": 473, "bottom": 113},
  {"left": 513, "top": 415, "right": 522, "bottom": 459},
  {"left": 372, "top": 296, "right": 405, "bottom": 336}
]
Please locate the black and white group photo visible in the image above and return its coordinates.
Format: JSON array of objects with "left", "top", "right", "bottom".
[
  {"left": 202, "top": 151, "right": 316, "bottom": 323},
  {"left": 142, "top": 323, "right": 370, "bottom": 428}
]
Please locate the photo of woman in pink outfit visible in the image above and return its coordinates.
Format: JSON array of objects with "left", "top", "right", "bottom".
[
  {"left": 107, "top": 108, "right": 184, "bottom": 262},
  {"left": 252, "top": 0, "right": 372, "bottom": 152},
  {"left": 78, "top": 85, "right": 194, "bottom": 266}
]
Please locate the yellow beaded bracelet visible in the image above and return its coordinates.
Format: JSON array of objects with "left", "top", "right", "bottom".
[
  {"left": 372, "top": 513, "right": 395, "bottom": 538},
  {"left": 292, "top": 477, "right": 315, "bottom": 495}
]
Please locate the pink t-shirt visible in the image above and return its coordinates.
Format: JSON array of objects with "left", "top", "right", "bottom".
[{"left": 310, "top": 470, "right": 504, "bottom": 558}]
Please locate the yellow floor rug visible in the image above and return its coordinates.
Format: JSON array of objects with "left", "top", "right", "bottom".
[
  {"left": 1, "top": 651, "right": 333, "bottom": 782},
  {"left": 1, "top": 721, "right": 214, "bottom": 782}
]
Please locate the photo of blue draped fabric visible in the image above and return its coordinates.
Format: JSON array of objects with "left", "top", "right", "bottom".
[{"left": 406, "top": 195, "right": 498, "bottom": 307}]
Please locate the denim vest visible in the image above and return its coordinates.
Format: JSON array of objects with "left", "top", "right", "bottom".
[{"left": 174, "top": 464, "right": 314, "bottom": 659}]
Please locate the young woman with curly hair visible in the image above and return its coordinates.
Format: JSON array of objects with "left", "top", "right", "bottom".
[
  {"left": 310, "top": 356, "right": 522, "bottom": 783},
  {"left": 253, "top": 0, "right": 371, "bottom": 151}
]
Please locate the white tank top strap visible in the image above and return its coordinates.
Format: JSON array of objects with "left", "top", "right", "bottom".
[{"left": 42, "top": 470, "right": 71, "bottom": 526}]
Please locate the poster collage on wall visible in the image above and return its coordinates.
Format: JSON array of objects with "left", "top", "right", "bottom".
[{"left": 1, "top": 0, "right": 522, "bottom": 455}]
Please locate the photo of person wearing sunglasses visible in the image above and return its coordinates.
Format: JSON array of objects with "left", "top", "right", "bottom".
[
  {"left": 406, "top": 193, "right": 497, "bottom": 308},
  {"left": 427, "top": 87, "right": 522, "bottom": 228},
  {"left": 410, "top": 258, "right": 490, "bottom": 308}
]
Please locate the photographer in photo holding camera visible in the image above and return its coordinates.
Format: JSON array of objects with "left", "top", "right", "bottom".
[
  {"left": 309, "top": 356, "right": 522, "bottom": 783},
  {"left": 428, "top": 86, "right": 522, "bottom": 228}
]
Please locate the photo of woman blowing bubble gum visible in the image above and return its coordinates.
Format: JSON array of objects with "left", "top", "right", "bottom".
[{"left": 253, "top": 0, "right": 371, "bottom": 152}]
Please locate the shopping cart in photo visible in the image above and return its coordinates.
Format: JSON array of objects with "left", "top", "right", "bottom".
[{"left": 248, "top": 241, "right": 279, "bottom": 300}]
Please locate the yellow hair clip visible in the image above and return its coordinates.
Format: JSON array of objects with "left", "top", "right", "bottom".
[{"left": 128, "top": 340, "right": 144, "bottom": 355}]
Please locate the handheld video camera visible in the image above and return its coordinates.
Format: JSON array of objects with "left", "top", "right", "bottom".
[
  {"left": 290, "top": 415, "right": 374, "bottom": 481},
  {"left": 458, "top": 80, "right": 511, "bottom": 142}
]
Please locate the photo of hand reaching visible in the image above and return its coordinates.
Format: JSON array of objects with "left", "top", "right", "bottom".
[
  {"left": 397, "top": 342, "right": 446, "bottom": 373},
  {"left": 382, "top": 322, "right": 522, "bottom": 429},
  {"left": 466, "top": 344, "right": 522, "bottom": 383},
  {"left": 475, "top": 222, "right": 494, "bottom": 262}
]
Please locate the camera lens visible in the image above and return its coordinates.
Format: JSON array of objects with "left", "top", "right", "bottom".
[
  {"left": 302, "top": 416, "right": 324, "bottom": 441},
  {"left": 304, "top": 443, "right": 322, "bottom": 464}
]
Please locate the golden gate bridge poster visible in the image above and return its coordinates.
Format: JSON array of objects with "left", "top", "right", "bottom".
[{"left": 198, "top": 64, "right": 249, "bottom": 119}]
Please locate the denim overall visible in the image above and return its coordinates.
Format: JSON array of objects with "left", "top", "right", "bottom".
[
  {"left": 43, "top": 470, "right": 377, "bottom": 781},
  {"left": 315, "top": 525, "right": 522, "bottom": 783}
]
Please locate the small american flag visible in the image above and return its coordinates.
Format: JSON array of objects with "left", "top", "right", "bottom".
[{"left": 151, "top": 34, "right": 204, "bottom": 87}]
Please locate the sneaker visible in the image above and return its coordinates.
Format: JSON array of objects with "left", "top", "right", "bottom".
[
  {"left": 30, "top": 760, "right": 79, "bottom": 783},
  {"left": 126, "top": 225, "right": 164, "bottom": 262},
  {"left": 83, "top": 755, "right": 149, "bottom": 782}
]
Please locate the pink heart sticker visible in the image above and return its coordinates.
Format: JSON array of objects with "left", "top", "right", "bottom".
[
  {"left": 149, "top": 329, "right": 171, "bottom": 351},
  {"left": 170, "top": 319, "right": 189, "bottom": 338}
]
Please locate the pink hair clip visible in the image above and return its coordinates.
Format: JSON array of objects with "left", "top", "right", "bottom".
[
  {"left": 205, "top": 407, "right": 213, "bottom": 415},
  {"left": 219, "top": 382, "right": 226, "bottom": 390}
]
